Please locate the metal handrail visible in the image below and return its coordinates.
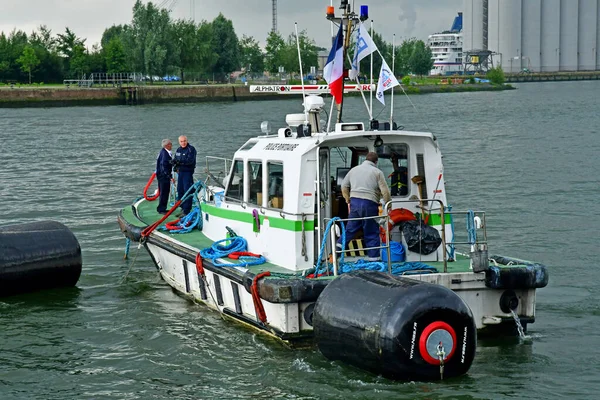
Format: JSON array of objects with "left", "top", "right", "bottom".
[
  {"left": 324, "top": 199, "right": 489, "bottom": 275},
  {"left": 384, "top": 199, "right": 488, "bottom": 273},
  {"left": 324, "top": 214, "right": 390, "bottom": 276},
  {"left": 385, "top": 198, "right": 448, "bottom": 272},
  {"left": 204, "top": 156, "right": 232, "bottom": 177}
]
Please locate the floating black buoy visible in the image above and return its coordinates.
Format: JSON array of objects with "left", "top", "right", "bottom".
[
  {"left": 313, "top": 271, "right": 477, "bottom": 381},
  {"left": 0, "top": 221, "right": 82, "bottom": 297}
]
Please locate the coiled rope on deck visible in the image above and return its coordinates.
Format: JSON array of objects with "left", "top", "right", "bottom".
[
  {"left": 199, "top": 236, "right": 266, "bottom": 267},
  {"left": 141, "top": 180, "right": 205, "bottom": 238}
]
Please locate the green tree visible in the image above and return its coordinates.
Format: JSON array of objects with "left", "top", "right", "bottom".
[
  {"left": 29, "top": 25, "right": 56, "bottom": 52},
  {"left": 210, "top": 13, "right": 240, "bottom": 81},
  {"left": 282, "top": 30, "right": 318, "bottom": 76},
  {"left": 28, "top": 26, "right": 64, "bottom": 83},
  {"left": 2, "top": 30, "right": 29, "bottom": 82},
  {"left": 101, "top": 25, "right": 126, "bottom": 49},
  {"left": 171, "top": 19, "right": 214, "bottom": 84},
  {"left": 395, "top": 38, "right": 416, "bottom": 76},
  {"left": 264, "top": 30, "right": 286, "bottom": 74},
  {"left": 57, "top": 27, "right": 86, "bottom": 77},
  {"left": 130, "top": 0, "right": 172, "bottom": 81},
  {"left": 239, "top": 35, "right": 264, "bottom": 78},
  {"left": 69, "top": 45, "right": 88, "bottom": 78},
  {"left": 486, "top": 66, "right": 505, "bottom": 85},
  {"left": 196, "top": 22, "right": 217, "bottom": 80},
  {"left": 409, "top": 40, "right": 433, "bottom": 76},
  {"left": 104, "top": 36, "right": 127, "bottom": 73},
  {"left": 17, "top": 45, "right": 40, "bottom": 83}
]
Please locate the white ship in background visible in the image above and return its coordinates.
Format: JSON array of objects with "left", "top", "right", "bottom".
[{"left": 428, "top": 12, "right": 463, "bottom": 76}]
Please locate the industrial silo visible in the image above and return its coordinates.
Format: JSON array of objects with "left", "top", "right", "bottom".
[
  {"left": 540, "top": 0, "right": 561, "bottom": 72},
  {"left": 463, "top": 0, "right": 484, "bottom": 51},
  {"left": 521, "top": 0, "right": 541, "bottom": 71},
  {"left": 597, "top": 0, "right": 600, "bottom": 69},
  {"left": 578, "top": 0, "right": 598, "bottom": 70},
  {"left": 559, "top": 0, "right": 579, "bottom": 71},
  {"left": 463, "top": 0, "right": 600, "bottom": 72},
  {"left": 488, "top": 0, "right": 522, "bottom": 72}
]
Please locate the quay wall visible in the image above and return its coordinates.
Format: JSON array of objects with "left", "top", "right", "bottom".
[{"left": 0, "top": 84, "right": 512, "bottom": 108}]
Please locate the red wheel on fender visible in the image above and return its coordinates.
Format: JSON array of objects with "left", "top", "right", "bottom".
[{"left": 418, "top": 321, "right": 457, "bottom": 365}]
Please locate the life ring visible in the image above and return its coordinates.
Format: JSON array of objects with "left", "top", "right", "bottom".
[
  {"left": 143, "top": 172, "right": 160, "bottom": 201},
  {"left": 381, "top": 208, "right": 417, "bottom": 243},
  {"left": 389, "top": 208, "right": 416, "bottom": 225}
]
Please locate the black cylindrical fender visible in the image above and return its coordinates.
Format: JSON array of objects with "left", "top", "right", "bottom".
[
  {"left": 0, "top": 221, "right": 82, "bottom": 297},
  {"left": 313, "top": 271, "right": 477, "bottom": 381}
]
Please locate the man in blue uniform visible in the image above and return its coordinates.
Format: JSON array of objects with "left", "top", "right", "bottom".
[
  {"left": 173, "top": 135, "right": 197, "bottom": 216},
  {"left": 156, "top": 139, "right": 173, "bottom": 214}
]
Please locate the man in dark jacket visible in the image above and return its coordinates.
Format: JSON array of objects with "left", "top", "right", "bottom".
[
  {"left": 173, "top": 135, "right": 197, "bottom": 216},
  {"left": 156, "top": 139, "right": 173, "bottom": 214}
]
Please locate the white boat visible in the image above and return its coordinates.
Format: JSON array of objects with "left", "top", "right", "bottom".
[
  {"left": 428, "top": 13, "right": 464, "bottom": 76},
  {"left": 118, "top": 2, "right": 547, "bottom": 381}
]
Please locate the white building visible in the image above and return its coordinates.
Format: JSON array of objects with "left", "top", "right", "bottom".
[{"left": 463, "top": 0, "right": 600, "bottom": 72}]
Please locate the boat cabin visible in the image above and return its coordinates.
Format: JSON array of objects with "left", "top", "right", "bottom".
[{"left": 202, "top": 98, "right": 451, "bottom": 272}]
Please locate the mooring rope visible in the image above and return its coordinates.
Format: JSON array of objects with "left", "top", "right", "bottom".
[{"left": 199, "top": 236, "right": 266, "bottom": 267}]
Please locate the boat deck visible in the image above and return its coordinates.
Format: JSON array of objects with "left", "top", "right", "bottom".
[{"left": 130, "top": 200, "right": 475, "bottom": 276}]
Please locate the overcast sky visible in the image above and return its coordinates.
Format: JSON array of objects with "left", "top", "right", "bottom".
[{"left": 0, "top": 0, "right": 462, "bottom": 49}]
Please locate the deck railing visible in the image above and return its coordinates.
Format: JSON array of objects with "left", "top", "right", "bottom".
[{"left": 324, "top": 198, "right": 488, "bottom": 274}]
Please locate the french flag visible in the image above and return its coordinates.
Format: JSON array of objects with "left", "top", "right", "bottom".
[{"left": 323, "top": 24, "right": 344, "bottom": 104}]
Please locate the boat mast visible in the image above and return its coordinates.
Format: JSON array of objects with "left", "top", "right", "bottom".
[{"left": 327, "top": 0, "right": 354, "bottom": 124}]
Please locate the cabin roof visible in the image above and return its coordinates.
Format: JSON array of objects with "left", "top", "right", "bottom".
[{"left": 233, "top": 129, "right": 436, "bottom": 160}]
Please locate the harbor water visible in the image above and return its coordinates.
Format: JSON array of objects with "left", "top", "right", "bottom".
[{"left": 1, "top": 81, "right": 599, "bottom": 399}]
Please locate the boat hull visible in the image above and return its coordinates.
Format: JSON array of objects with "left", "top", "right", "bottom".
[{"left": 119, "top": 209, "right": 545, "bottom": 341}]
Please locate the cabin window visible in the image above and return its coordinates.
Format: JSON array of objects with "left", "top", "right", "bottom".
[
  {"left": 374, "top": 144, "right": 410, "bottom": 197},
  {"left": 238, "top": 140, "right": 258, "bottom": 151},
  {"left": 225, "top": 159, "right": 244, "bottom": 202},
  {"left": 248, "top": 160, "right": 263, "bottom": 206},
  {"left": 267, "top": 162, "right": 284, "bottom": 209}
]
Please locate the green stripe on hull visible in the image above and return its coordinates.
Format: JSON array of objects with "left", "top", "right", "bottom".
[
  {"left": 426, "top": 213, "right": 453, "bottom": 226},
  {"left": 203, "top": 204, "right": 315, "bottom": 232}
]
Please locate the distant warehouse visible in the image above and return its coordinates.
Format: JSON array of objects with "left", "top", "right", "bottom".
[{"left": 463, "top": 0, "right": 600, "bottom": 72}]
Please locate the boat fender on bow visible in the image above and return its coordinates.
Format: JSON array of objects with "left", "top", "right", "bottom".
[{"left": 313, "top": 271, "right": 477, "bottom": 381}]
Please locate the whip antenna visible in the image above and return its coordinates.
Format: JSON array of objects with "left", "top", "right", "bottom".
[{"left": 294, "top": 23, "right": 309, "bottom": 126}]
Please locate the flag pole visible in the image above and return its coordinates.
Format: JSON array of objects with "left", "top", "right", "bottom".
[
  {"left": 347, "top": 52, "right": 372, "bottom": 120},
  {"left": 390, "top": 34, "right": 396, "bottom": 128},
  {"left": 369, "top": 19, "right": 374, "bottom": 119}
]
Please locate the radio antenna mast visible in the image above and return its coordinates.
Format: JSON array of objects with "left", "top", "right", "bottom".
[{"left": 272, "top": 0, "right": 278, "bottom": 32}]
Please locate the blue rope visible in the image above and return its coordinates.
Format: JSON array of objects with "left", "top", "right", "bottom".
[
  {"left": 311, "top": 217, "right": 438, "bottom": 277},
  {"left": 124, "top": 237, "right": 131, "bottom": 259},
  {"left": 447, "top": 205, "right": 456, "bottom": 260},
  {"left": 160, "top": 180, "right": 206, "bottom": 233},
  {"left": 315, "top": 217, "right": 345, "bottom": 276},
  {"left": 159, "top": 207, "right": 202, "bottom": 234},
  {"left": 338, "top": 260, "right": 437, "bottom": 275},
  {"left": 199, "top": 236, "right": 266, "bottom": 267},
  {"left": 466, "top": 209, "right": 477, "bottom": 246}
]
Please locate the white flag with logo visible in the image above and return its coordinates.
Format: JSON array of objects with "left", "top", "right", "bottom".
[
  {"left": 375, "top": 59, "right": 399, "bottom": 105},
  {"left": 349, "top": 22, "right": 378, "bottom": 80}
]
